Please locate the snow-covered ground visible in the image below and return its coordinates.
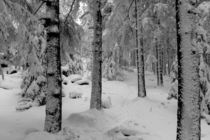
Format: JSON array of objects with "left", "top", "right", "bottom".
[{"left": 0, "top": 70, "right": 210, "bottom": 140}]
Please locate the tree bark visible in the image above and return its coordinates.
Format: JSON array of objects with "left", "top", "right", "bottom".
[
  {"left": 176, "top": 0, "right": 201, "bottom": 140},
  {"left": 155, "top": 29, "right": 163, "bottom": 86},
  {"left": 136, "top": 0, "right": 146, "bottom": 97},
  {"left": 155, "top": 38, "right": 160, "bottom": 86},
  {"left": 166, "top": 29, "right": 171, "bottom": 76},
  {"left": 159, "top": 44, "right": 164, "bottom": 86},
  {"left": 90, "top": 0, "right": 102, "bottom": 110},
  {"left": 43, "top": 0, "right": 62, "bottom": 133}
]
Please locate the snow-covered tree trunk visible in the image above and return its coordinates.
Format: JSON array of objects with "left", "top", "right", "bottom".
[
  {"left": 90, "top": 0, "right": 102, "bottom": 110},
  {"left": 43, "top": 0, "right": 62, "bottom": 133},
  {"left": 176, "top": 0, "right": 201, "bottom": 140},
  {"left": 136, "top": 0, "right": 146, "bottom": 97}
]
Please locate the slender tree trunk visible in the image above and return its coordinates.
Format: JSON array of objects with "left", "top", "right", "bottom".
[
  {"left": 43, "top": 0, "right": 62, "bottom": 133},
  {"left": 132, "top": 50, "right": 136, "bottom": 67},
  {"left": 0, "top": 65, "right": 4, "bottom": 80},
  {"left": 167, "top": 39, "right": 171, "bottom": 75},
  {"left": 166, "top": 29, "right": 171, "bottom": 76},
  {"left": 157, "top": 42, "right": 162, "bottom": 86},
  {"left": 90, "top": 0, "right": 102, "bottom": 110},
  {"left": 136, "top": 0, "right": 146, "bottom": 97},
  {"left": 135, "top": 0, "right": 140, "bottom": 96},
  {"left": 152, "top": 62, "right": 156, "bottom": 75},
  {"left": 159, "top": 45, "right": 163, "bottom": 86},
  {"left": 155, "top": 29, "right": 163, "bottom": 86},
  {"left": 176, "top": 0, "right": 201, "bottom": 140},
  {"left": 138, "top": 26, "right": 146, "bottom": 96},
  {"left": 155, "top": 38, "right": 160, "bottom": 86}
]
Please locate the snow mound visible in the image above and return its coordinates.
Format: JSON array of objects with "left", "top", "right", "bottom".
[
  {"left": 70, "top": 75, "right": 82, "bottom": 83},
  {"left": 16, "top": 99, "right": 33, "bottom": 111},
  {"left": 62, "top": 80, "right": 68, "bottom": 85},
  {"left": 106, "top": 120, "right": 160, "bottom": 140},
  {"left": 24, "top": 128, "right": 39, "bottom": 136},
  {"left": 75, "top": 79, "right": 89, "bottom": 85},
  {"left": 24, "top": 132, "right": 57, "bottom": 140},
  {"left": 0, "top": 79, "right": 20, "bottom": 89},
  {"left": 66, "top": 110, "right": 116, "bottom": 131},
  {"left": 69, "top": 91, "right": 83, "bottom": 99},
  {"left": 102, "top": 95, "right": 112, "bottom": 109}
]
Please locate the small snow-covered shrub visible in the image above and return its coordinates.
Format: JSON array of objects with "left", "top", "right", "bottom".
[
  {"left": 16, "top": 98, "right": 33, "bottom": 111},
  {"left": 102, "top": 50, "right": 124, "bottom": 81},
  {"left": 63, "top": 56, "right": 83, "bottom": 76},
  {"left": 102, "top": 95, "right": 112, "bottom": 109},
  {"left": 103, "top": 59, "right": 124, "bottom": 81},
  {"left": 70, "top": 74, "right": 82, "bottom": 83},
  {"left": 69, "top": 91, "right": 83, "bottom": 99},
  {"left": 62, "top": 127, "right": 80, "bottom": 140},
  {"left": 167, "top": 80, "right": 178, "bottom": 100}
]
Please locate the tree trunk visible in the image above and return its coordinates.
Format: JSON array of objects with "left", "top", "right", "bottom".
[
  {"left": 43, "top": 0, "right": 62, "bottom": 133},
  {"left": 138, "top": 26, "right": 146, "bottom": 97},
  {"left": 176, "top": 0, "right": 201, "bottom": 140},
  {"left": 136, "top": 0, "right": 146, "bottom": 97},
  {"left": 159, "top": 45, "right": 163, "bottom": 86},
  {"left": 156, "top": 38, "right": 160, "bottom": 86},
  {"left": 155, "top": 30, "right": 163, "bottom": 86},
  {"left": 90, "top": 0, "right": 102, "bottom": 110},
  {"left": 166, "top": 30, "right": 171, "bottom": 76},
  {"left": 0, "top": 65, "right": 4, "bottom": 80},
  {"left": 135, "top": 0, "right": 140, "bottom": 96}
]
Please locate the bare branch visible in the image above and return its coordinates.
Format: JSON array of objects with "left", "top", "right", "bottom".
[
  {"left": 33, "top": 1, "right": 45, "bottom": 15},
  {"left": 64, "top": 0, "right": 76, "bottom": 23}
]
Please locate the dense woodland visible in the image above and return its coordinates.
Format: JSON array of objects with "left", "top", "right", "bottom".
[{"left": 1, "top": 0, "right": 210, "bottom": 140}]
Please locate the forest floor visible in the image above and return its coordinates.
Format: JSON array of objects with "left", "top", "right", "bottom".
[{"left": 0, "top": 70, "right": 210, "bottom": 140}]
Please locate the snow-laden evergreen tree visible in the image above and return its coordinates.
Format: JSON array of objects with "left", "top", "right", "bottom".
[
  {"left": 0, "top": 0, "right": 48, "bottom": 110},
  {"left": 0, "top": 0, "right": 83, "bottom": 111}
]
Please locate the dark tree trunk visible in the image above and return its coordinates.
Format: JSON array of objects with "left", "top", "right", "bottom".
[
  {"left": 90, "top": 0, "right": 102, "bottom": 110},
  {"left": 166, "top": 30, "right": 171, "bottom": 75},
  {"left": 155, "top": 38, "right": 160, "bottom": 86},
  {"left": 163, "top": 48, "right": 167, "bottom": 76},
  {"left": 176, "top": 0, "right": 201, "bottom": 140},
  {"left": 0, "top": 65, "right": 4, "bottom": 80},
  {"left": 136, "top": 0, "right": 146, "bottom": 97},
  {"left": 152, "top": 62, "right": 156, "bottom": 75},
  {"left": 43, "top": 0, "right": 62, "bottom": 133},
  {"left": 159, "top": 45, "right": 163, "bottom": 86},
  {"left": 155, "top": 31, "right": 163, "bottom": 86},
  {"left": 138, "top": 26, "right": 146, "bottom": 97},
  {"left": 132, "top": 50, "right": 136, "bottom": 67},
  {"left": 135, "top": 0, "right": 140, "bottom": 97}
]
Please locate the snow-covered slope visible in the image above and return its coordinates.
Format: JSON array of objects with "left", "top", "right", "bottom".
[{"left": 0, "top": 71, "right": 210, "bottom": 140}]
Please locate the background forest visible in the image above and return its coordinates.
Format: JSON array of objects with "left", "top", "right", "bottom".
[{"left": 0, "top": 0, "right": 210, "bottom": 140}]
